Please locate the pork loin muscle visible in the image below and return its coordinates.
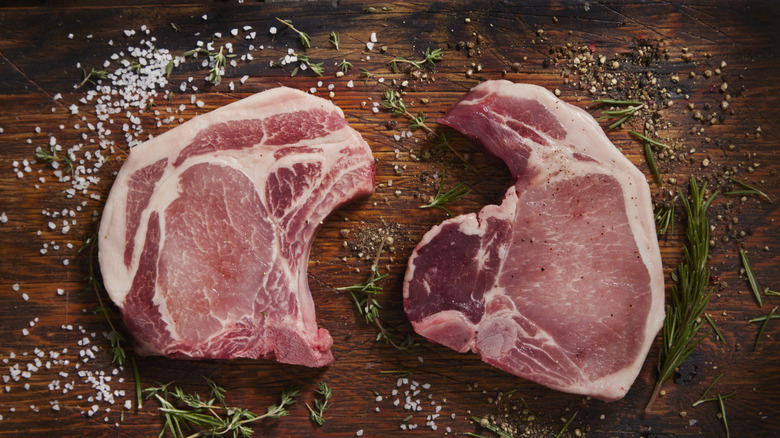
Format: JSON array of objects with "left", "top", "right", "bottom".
[
  {"left": 403, "top": 80, "right": 664, "bottom": 400},
  {"left": 99, "top": 87, "right": 375, "bottom": 367}
]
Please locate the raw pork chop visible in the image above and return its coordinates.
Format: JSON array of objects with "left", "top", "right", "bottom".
[
  {"left": 403, "top": 80, "right": 664, "bottom": 400},
  {"left": 99, "top": 87, "right": 375, "bottom": 367}
]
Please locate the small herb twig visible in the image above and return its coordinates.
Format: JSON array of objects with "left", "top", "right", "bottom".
[
  {"left": 594, "top": 99, "right": 645, "bottom": 129},
  {"left": 275, "top": 17, "right": 312, "bottom": 48},
  {"left": 692, "top": 373, "right": 723, "bottom": 407},
  {"left": 292, "top": 53, "right": 324, "bottom": 77},
  {"left": 469, "top": 416, "right": 513, "bottom": 438},
  {"left": 654, "top": 202, "right": 675, "bottom": 235},
  {"left": 80, "top": 235, "right": 127, "bottom": 365},
  {"left": 145, "top": 381, "right": 299, "bottom": 437},
  {"left": 704, "top": 313, "right": 726, "bottom": 343},
  {"left": 338, "top": 59, "right": 353, "bottom": 72},
  {"left": 629, "top": 130, "right": 670, "bottom": 149},
  {"left": 360, "top": 68, "right": 374, "bottom": 83},
  {"left": 388, "top": 48, "right": 444, "bottom": 72},
  {"left": 34, "top": 146, "right": 58, "bottom": 164},
  {"left": 749, "top": 309, "right": 780, "bottom": 323},
  {"left": 718, "top": 393, "right": 730, "bottom": 438},
  {"left": 555, "top": 411, "right": 578, "bottom": 438},
  {"left": 419, "top": 170, "right": 471, "bottom": 216},
  {"left": 306, "top": 381, "right": 333, "bottom": 426},
  {"left": 752, "top": 306, "right": 777, "bottom": 349},
  {"left": 723, "top": 176, "right": 772, "bottom": 202},
  {"left": 641, "top": 134, "right": 663, "bottom": 186},
  {"left": 740, "top": 249, "right": 763, "bottom": 307},
  {"left": 76, "top": 68, "right": 108, "bottom": 89},
  {"left": 645, "top": 176, "right": 717, "bottom": 414},
  {"left": 381, "top": 89, "right": 472, "bottom": 169},
  {"left": 329, "top": 32, "right": 340, "bottom": 50},
  {"left": 183, "top": 46, "right": 237, "bottom": 85}
]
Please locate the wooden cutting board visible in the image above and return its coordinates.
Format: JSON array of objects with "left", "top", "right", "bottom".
[{"left": 0, "top": 1, "right": 778, "bottom": 436}]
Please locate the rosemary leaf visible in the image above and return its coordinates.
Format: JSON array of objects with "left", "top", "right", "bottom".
[
  {"left": 740, "top": 249, "right": 763, "bottom": 307},
  {"left": 629, "top": 130, "right": 670, "bottom": 149},
  {"left": 654, "top": 203, "right": 675, "bottom": 235},
  {"left": 642, "top": 136, "right": 663, "bottom": 186},
  {"left": 594, "top": 99, "right": 644, "bottom": 128},
  {"left": 754, "top": 306, "right": 777, "bottom": 349},
  {"left": 555, "top": 411, "right": 578, "bottom": 438},
  {"left": 704, "top": 313, "right": 725, "bottom": 343},
  {"left": 692, "top": 373, "right": 723, "bottom": 407},
  {"left": 132, "top": 356, "right": 142, "bottom": 409},
  {"left": 718, "top": 393, "right": 730, "bottom": 438},
  {"left": 723, "top": 176, "right": 772, "bottom": 202},
  {"left": 419, "top": 171, "right": 471, "bottom": 216}
]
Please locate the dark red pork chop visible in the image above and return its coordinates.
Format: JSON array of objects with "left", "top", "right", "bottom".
[
  {"left": 99, "top": 87, "right": 375, "bottom": 367},
  {"left": 403, "top": 80, "right": 664, "bottom": 400}
]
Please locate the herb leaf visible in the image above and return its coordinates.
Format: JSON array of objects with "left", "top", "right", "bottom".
[
  {"left": 276, "top": 17, "right": 312, "bottom": 48},
  {"left": 306, "top": 381, "right": 333, "bottom": 426},
  {"left": 419, "top": 170, "right": 471, "bottom": 216},
  {"left": 594, "top": 99, "right": 644, "bottom": 129},
  {"left": 329, "top": 32, "right": 339, "bottom": 50},
  {"left": 388, "top": 47, "right": 444, "bottom": 72},
  {"left": 723, "top": 176, "right": 772, "bottom": 202},
  {"left": 740, "top": 249, "right": 763, "bottom": 307}
]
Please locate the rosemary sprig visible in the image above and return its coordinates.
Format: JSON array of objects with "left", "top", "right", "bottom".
[
  {"left": 145, "top": 380, "right": 299, "bottom": 438},
  {"left": 752, "top": 306, "right": 777, "bottom": 348},
  {"left": 645, "top": 176, "right": 717, "bottom": 414},
  {"left": 594, "top": 99, "right": 645, "bottom": 129},
  {"left": 469, "top": 416, "right": 513, "bottom": 438},
  {"left": 80, "top": 235, "right": 127, "bottom": 365},
  {"left": 306, "top": 381, "right": 333, "bottom": 426},
  {"left": 338, "top": 59, "right": 353, "bottom": 72},
  {"left": 654, "top": 202, "right": 675, "bottom": 235},
  {"left": 329, "top": 32, "right": 339, "bottom": 50},
  {"left": 704, "top": 313, "right": 726, "bottom": 343},
  {"left": 641, "top": 134, "right": 663, "bottom": 186},
  {"left": 276, "top": 17, "right": 312, "bottom": 48},
  {"left": 360, "top": 68, "right": 374, "bottom": 83},
  {"left": 740, "top": 249, "right": 763, "bottom": 307},
  {"left": 76, "top": 68, "right": 108, "bottom": 89},
  {"left": 336, "top": 239, "right": 416, "bottom": 352},
  {"left": 723, "top": 176, "right": 772, "bottom": 202},
  {"left": 629, "top": 130, "right": 670, "bottom": 149},
  {"left": 419, "top": 170, "right": 471, "bottom": 216},
  {"left": 555, "top": 411, "right": 578, "bottom": 438},
  {"left": 381, "top": 89, "right": 472, "bottom": 169},
  {"left": 388, "top": 47, "right": 444, "bottom": 72}
]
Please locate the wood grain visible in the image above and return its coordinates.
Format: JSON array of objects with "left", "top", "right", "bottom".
[{"left": 1, "top": 1, "right": 778, "bottom": 436}]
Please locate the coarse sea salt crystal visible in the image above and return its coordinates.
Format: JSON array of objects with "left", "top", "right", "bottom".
[
  {"left": 269, "top": 26, "right": 277, "bottom": 35},
  {"left": 0, "top": 212, "right": 7, "bottom": 224},
  {"left": 370, "top": 32, "right": 378, "bottom": 43},
  {"left": 366, "top": 42, "right": 375, "bottom": 51}
]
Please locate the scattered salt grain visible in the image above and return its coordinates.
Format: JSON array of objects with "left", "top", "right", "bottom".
[
  {"left": 356, "top": 430, "right": 364, "bottom": 437},
  {"left": 269, "top": 26, "right": 277, "bottom": 35},
  {"left": 0, "top": 212, "right": 7, "bottom": 224},
  {"left": 12, "top": 283, "right": 20, "bottom": 292},
  {"left": 240, "top": 75, "right": 249, "bottom": 84},
  {"left": 347, "top": 80, "right": 354, "bottom": 88},
  {"left": 22, "top": 293, "right": 29, "bottom": 301},
  {"left": 366, "top": 42, "right": 375, "bottom": 51},
  {"left": 370, "top": 32, "right": 378, "bottom": 43},
  {"left": 67, "top": 33, "right": 74, "bottom": 39},
  {"left": 231, "top": 28, "right": 239, "bottom": 36}
]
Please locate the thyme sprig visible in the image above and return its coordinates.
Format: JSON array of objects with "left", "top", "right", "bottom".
[
  {"left": 594, "top": 98, "right": 645, "bottom": 129},
  {"left": 80, "top": 235, "right": 127, "bottom": 366},
  {"left": 336, "top": 239, "right": 417, "bottom": 352},
  {"left": 723, "top": 176, "right": 772, "bottom": 202},
  {"left": 306, "top": 381, "right": 333, "bottom": 426},
  {"left": 338, "top": 59, "right": 353, "bottom": 72},
  {"left": 381, "top": 89, "right": 472, "bottom": 169},
  {"left": 34, "top": 146, "right": 58, "bottom": 164},
  {"left": 329, "top": 32, "right": 340, "bottom": 50},
  {"left": 388, "top": 47, "right": 444, "bottom": 72},
  {"left": 419, "top": 170, "right": 471, "bottom": 216},
  {"left": 290, "top": 53, "right": 324, "bottom": 77},
  {"left": 183, "top": 46, "right": 237, "bottom": 85},
  {"left": 275, "top": 17, "right": 312, "bottom": 48},
  {"left": 645, "top": 176, "right": 717, "bottom": 414},
  {"left": 76, "top": 68, "right": 108, "bottom": 89},
  {"left": 751, "top": 306, "right": 777, "bottom": 348},
  {"left": 360, "top": 68, "right": 374, "bottom": 83},
  {"left": 740, "top": 249, "right": 763, "bottom": 307},
  {"left": 145, "top": 380, "right": 299, "bottom": 438}
]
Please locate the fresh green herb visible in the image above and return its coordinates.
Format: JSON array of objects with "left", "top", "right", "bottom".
[
  {"left": 740, "top": 249, "right": 763, "bottom": 307},
  {"left": 723, "top": 176, "right": 772, "bottom": 202},
  {"left": 641, "top": 134, "right": 663, "bottom": 186},
  {"left": 276, "top": 17, "right": 312, "bottom": 48},
  {"left": 80, "top": 235, "right": 127, "bottom": 366},
  {"left": 165, "top": 60, "right": 174, "bottom": 77},
  {"left": 718, "top": 393, "right": 730, "bottom": 438},
  {"left": 704, "top": 313, "right": 725, "bottom": 343},
  {"left": 339, "top": 59, "right": 353, "bottom": 72},
  {"left": 76, "top": 68, "right": 108, "bottom": 89},
  {"left": 130, "top": 63, "right": 142, "bottom": 72},
  {"left": 337, "top": 240, "right": 416, "bottom": 352},
  {"left": 306, "top": 381, "right": 333, "bottom": 426},
  {"left": 629, "top": 130, "right": 670, "bottom": 149},
  {"left": 183, "top": 47, "right": 237, "bottom": 85},
  {"left": 654, "top": 202, "right": 675, "bottom": 235},
  {"left": 132, "top": 356, "right": 142, "bottom": 409},
  {"left": 555, "top": 411, "right": 578, "bottom": 438},
  {"left": 63, "top": 153, "right": 73, "bottom": 172},
  {"left": 520, "top": 397, "right": 537, "bottom": 421},
  {"left": 645, "top": 176, "right": 717, "bottom": 414},
  {"left": 388, "top": 47, "right": 444, "bottom": 72},
  {"left": 280, "top": 52, "right": 324, "bottom": 77},
  {"left": 381, "top": 89, "right": 472, "bottom": 169},
  {"left": 329, "top": 32, "right": 340, "bottom": 50},
  {"left": 34, "top": 146, "right": 58, "bottom": 164},
  {"left": 383, "top": 6, "right": 394, "bottom": 11},
  {"left": 170, "top": 22, "right": 181, "bottom": 32},
  {"left": 765, "top": 288, "right": 780, "bottom": 296},
  {"left": 419, "top": 170, "right": 471, "bottom": 216},
  {"left": 692, "top": 373, "right": 722, "bottom": 406},
  {"left": 469, "top": 416, "right": 513, "bottom": 438},
  {"left": 594, "top": 99, "right": 645, "bottom": 129},
  {"left": 359, "top": 68, "right": 374, "bottom": 83},
  {"left": 145, "top": 381, "right": 299, "bottom": 438},
  {"left": 752, "top": 306, "right": 777, "bottom": 348},
  {"left": 402, "top": 414, "right": 414, "bottom": 422}
]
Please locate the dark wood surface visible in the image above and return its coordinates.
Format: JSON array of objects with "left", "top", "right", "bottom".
[{"left": 1, "top": 1, "right": 778, "bottom": 436}]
